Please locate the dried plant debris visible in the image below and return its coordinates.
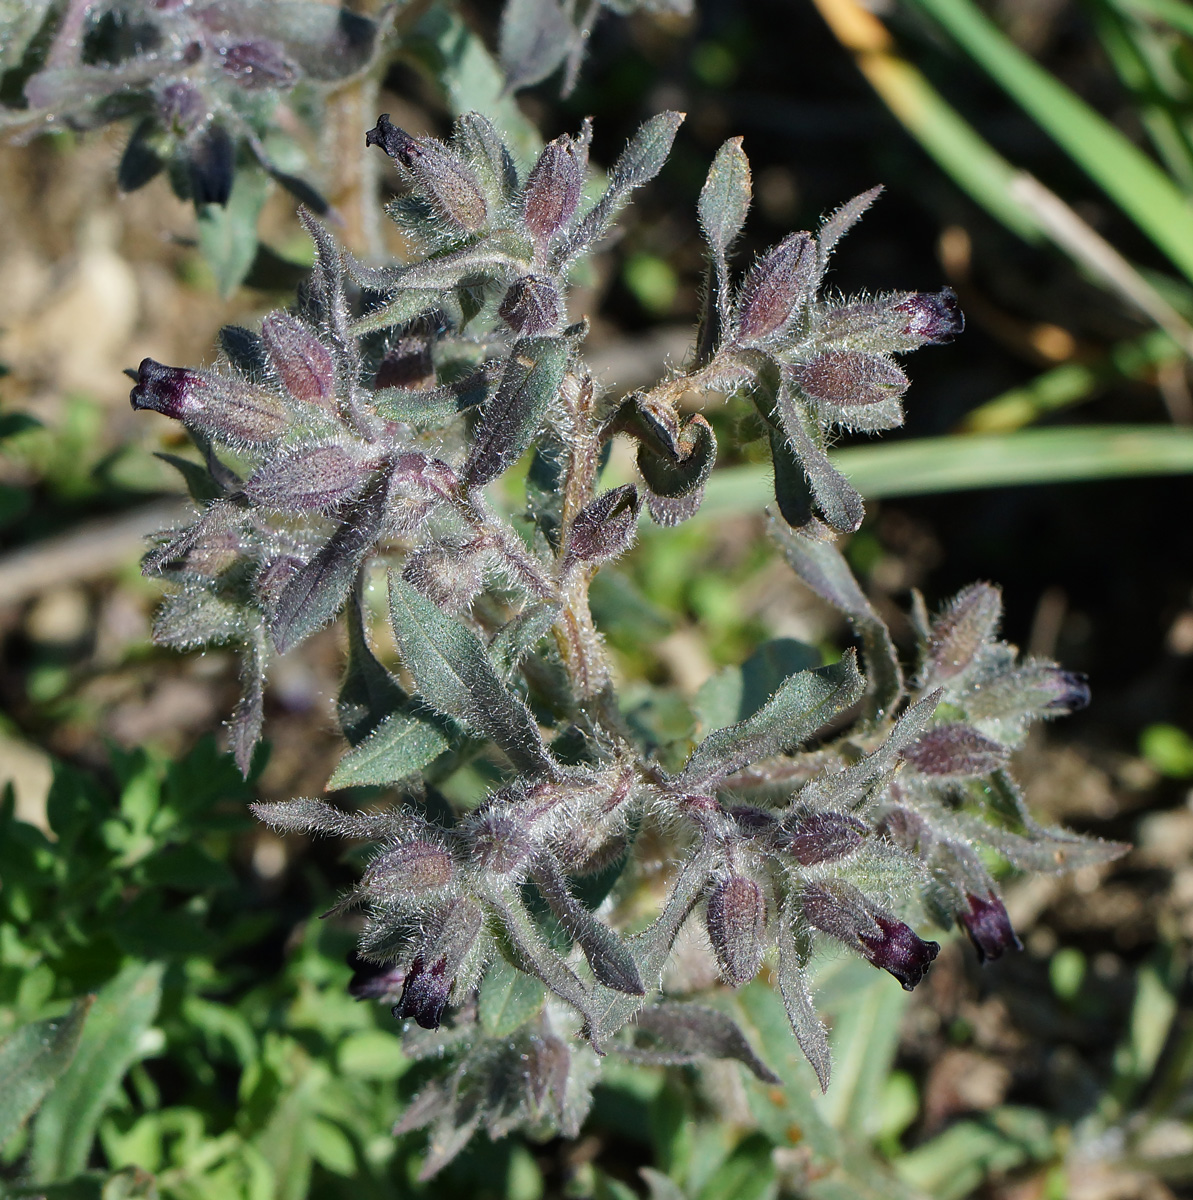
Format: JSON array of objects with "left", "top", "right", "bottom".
[{"left": 132, "top": 115, "right": 1124, "bottom": 1171}]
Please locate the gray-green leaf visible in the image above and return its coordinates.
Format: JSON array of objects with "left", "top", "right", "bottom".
[
  {"left": 478, "top": 956, "right": 547, "bottom": 1036},
  {"left": 388, "top": 574, "right": 554, "bottom": 774},
  {"left": 328, "top": 711, "right": 450, "bottom": 789},
  {"left": 678, "top": 652, "right": 865, "bottom": 788}
]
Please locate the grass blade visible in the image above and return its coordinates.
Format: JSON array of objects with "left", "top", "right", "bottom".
[
  {"left": 696, "top": 426, "right": 1193, "bottom": 514},
  {"left": 906, "top": 0, "right": 1193, "bottom": 284}
]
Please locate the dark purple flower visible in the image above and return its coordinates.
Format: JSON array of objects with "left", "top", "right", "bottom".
[
  {"left": 1041, "top": 669, "right": 1091, "bottom": 713},
  {"left": 130, "top": 359, "right": 205, "bottom": 420},
  {"left": 959, "top": 893, "right": 1022, "bottom": 964},
  {"left": 394, "top": 955, "right": 451, "bottom": 1029},
  {"left": 895, "top": 287, "right": 964, "bottom": 345},
  {"left": 347, "top": 951, "right": 405, "bottom": 1002},
  {"left": 857, "top": 915, "right": 940, "bottom": 991}
]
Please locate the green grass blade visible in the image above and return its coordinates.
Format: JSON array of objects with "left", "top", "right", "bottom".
[
  {"left": 960, "top": 329, "right": 1183, "bottom": 432},
  {"left": 698, "top": 426, "right": 1193, "bottom": 515},
  {"left": 1117, "top": 0, "right": 1193, "bottom": 39},
  {"left": 907, "top": 0, "right": 1193, "bottom": 283}
]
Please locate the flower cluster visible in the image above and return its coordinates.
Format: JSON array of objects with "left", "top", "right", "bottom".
[
  {"left": 10, "top": 1, "right": 377, "bottom": 214},
  {"left": 132, "top": 111, "right": 1124, "bottom": 1174}
]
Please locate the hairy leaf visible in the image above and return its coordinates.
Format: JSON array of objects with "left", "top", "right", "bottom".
[
  {"left": 388, "top": 574, "right": 554, "bottom": 774},
  {"left": 465, "top": 336, "right": 571, "bottom": 486},
  {"left": 328, "top": 711, "right": 450, "bottom": 789},
  {"left": 478, "top": 956, "right": 547, "bottom": 1036},
  {"left": 679, "top": 653, "right": 865, "bottom": 787}
]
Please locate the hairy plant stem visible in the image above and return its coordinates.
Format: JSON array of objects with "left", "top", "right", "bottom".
[{"left": 554, "top": 371, "right": 615, "bottom": 699}]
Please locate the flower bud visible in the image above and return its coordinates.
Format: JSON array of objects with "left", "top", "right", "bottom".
[
  {"left": 522, "top": 134, "right": 585, "bottom": 245},
  {"left": 564, "top": 484, "right": 640, "bottom": 566},
  {"left": 394, "top": 897, "right": 483, "bottom": 1029},
  {"left": 244, "top": 444, "right": 378, "bottom": 512},
  {"left": 187, "top": 123, "right": 234, "bottom": 206},
  {"left": 375, "top": 336, "right": 435, "bottom": 391},
  {"left": 499, "top": 274, "right": 562, "bottom": 336},
  {"left": 363, "top": 840, "right": 455, "bottom": 897},
  {"left": 366, "top": 114, "right": 488, "bottom": 233},
  {"left": 800, "top": 882, "right": 939, "bottom": 990},
  {"left": 261, "top": 312, "right": 335, "bottom": 407},
  {"left": 218, "top": 40, "right": 296, "bottom": 89},
  {"left": 130, "top": 358, "right": 287, "bottom": 445},
  {"left": 895, "top": 287, "right": 964, "bottom": 345},
  {"left": 925, "top": 582, "right": 1001, "bottom": 683},
  {"left": 958, "top": 892, "right": 1022, "bottom": 964},
  {"left": 465, "top": 812, "right": 532, "bottom": 875},
  {"left": 158, "top": 81, "right": 205, "bottom": 134},
  {"left": 794, "top": 351, "right": 908, "bottom": 409},
  {"left": 778, "top": 811, "right": 867, "bottom": 865},
  {"left": 402, "top": 539, "right": 489, "bottom": 613},
  {"left": 903, "top": 723, "right": 1009, "bottom": 778},
  {"left": 737, "top": 232, "right": 816, "bottom": 342},
  {"left": 706, "top": 875, "right": 767, "bottom": 987}
]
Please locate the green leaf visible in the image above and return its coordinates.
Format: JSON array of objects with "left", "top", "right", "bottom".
[
  {"left": 153, "top": 453, "right": 224, "bottom": 503},
  {"left": 327, "top": 711, "right": 450, "bottom": 789},
  {"left": 388, "top": 574, "right": 554, "bottom": 774},
  {"left": 30, "top": 962, "right": 164, "bottom": 1182},
  {"left": 895, "top": 1107, "right": 1054, "bottom": 1200},
  {"left": 694, "top": 1133, "right": 777, "bottom": 1200},
  {"left": 611, "top": 111, "right": 685, "bottom": 191},
  {"left": 478, "top": 956, "right": 547, "bottom": 1036},
  {"left": 490, "top": 602, "right": 561, "bottom": 680},
  {"left": 196, "top": 165, "right": 270, "bottom": 298},
  {"left": 465, "top": 335, "right": 571, "bottom": 486},
  {"left": 0, "top": 1000, "right": 90, "bottom": 1149},
  {"left": 498, "top": 0, "right": 572, "bottom": 92},
  {"left": 337, "top": 585, "right": 409, "bottom": 747},
  {"left": 739, "top": 638, "right": 822, "bottom": 721},
  {"left": 678, "top": 653, "right": 865, "bottom": 787}
]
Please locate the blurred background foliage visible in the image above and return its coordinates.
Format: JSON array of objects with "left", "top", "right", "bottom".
[{"left": 2, "top": 0, "right": 1193, "bottom": 1197}]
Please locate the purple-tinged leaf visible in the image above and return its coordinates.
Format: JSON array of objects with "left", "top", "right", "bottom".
[
  {"left": 217, "top": 39, "right": 295, "bottom": 89},
  {"left": 698, "top": 137, "right": 752, "bottom": 256},
  {"left": 229, "top": 624, "right": 266, "bottom": 778},
  {"left": 924, "top": 582, "right": 1002, "bottom": 684},
  {"left": 903, "top": 723, "right": 1010, "bottom": 778},
  {"left": 499, "top": 0, "right": 572, "bottom": 92},
  {"left": 362, "top": 840, "right": 455, "bottom": 897},
  {"left": 638, "top": 414, "right": 716, "bottom": 526},
  {"left": 270, "top": 480, "right": 386, "bottom": 653},
  {"left": 775, "top": 376, "right": 864, "bottom": 534},
  {"left": 816, "top": 184, "right": 882, "bottom": 269},
  {"left": 769, "top": 516, "right": 903, "bottom": 719},
  {"left": 534, "top": 855, "right": 644, "bottom": 995},
  {"left": 777, "top": 904, "right": 831, "bottom": 1090}
]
